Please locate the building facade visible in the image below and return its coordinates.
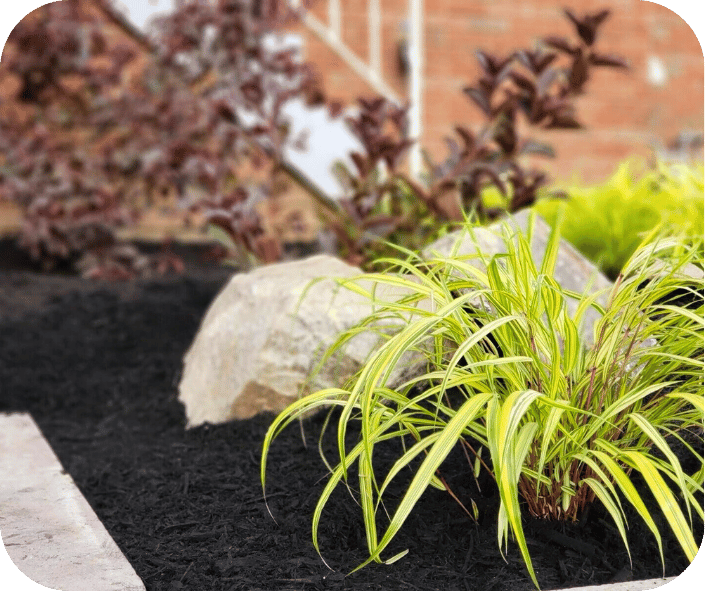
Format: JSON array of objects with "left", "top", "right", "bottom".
[{"left": 293, "top": 0, "right": 703, "bottom": 182}]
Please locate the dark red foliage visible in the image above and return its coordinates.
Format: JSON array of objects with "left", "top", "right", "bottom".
[
  {"left": 1, "top": 3, "right": 626, "bottom": 274},
  {"left": 0, "top": 0, "right": 323, "bottom": 276},
  {"left": 450, "top": 7, "right": 628, "bottom": 215},
  {"left": 330, "top": 8, "right": 627, "bottom": 264}
]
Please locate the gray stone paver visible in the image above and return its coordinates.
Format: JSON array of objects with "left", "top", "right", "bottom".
[{"left": 0, "top": 413, "right": 145, "bottom": 591}]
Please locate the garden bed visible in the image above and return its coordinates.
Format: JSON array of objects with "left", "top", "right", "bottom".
[{"left": 0, "top": 239, "right": 697, "bottom": 591}]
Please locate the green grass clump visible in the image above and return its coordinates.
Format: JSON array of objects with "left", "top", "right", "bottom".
[
  {"left": 261, "top": 215, "right": 704, "bottom": 588},
  {"left": 533, "top": 160, "right": 704, "bottom": 279}
]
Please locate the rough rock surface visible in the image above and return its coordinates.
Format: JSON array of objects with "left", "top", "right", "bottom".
[
  {"left": 178, "top": 255, "right": 423, "bottom": 426},
  {"left": 423, "top": 210, "right": 614, "bottom": 343},
  {"left": 180, "top": 211, "right": 616, "bottom": 426}
]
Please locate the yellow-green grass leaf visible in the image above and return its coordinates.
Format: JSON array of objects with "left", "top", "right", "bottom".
[
  {"left": 651, "top": 305, "right": 704, "bottom": 325},
  {"left": 666, "top": 392, "right": 705, "bottom": 414},
  {"left": 639, "top": 351, "right": 705, "bottom": 366},
  {"left": 591, "top": 448, "right": 664, "bottom": 568},
  {"left": 261, "top": 389, "right": 350, "bottom": 490},
  {"left": 562, "top": 312, "right": 581, "bottom": 375},
  {"left": 377, "top": 432, "right": 443, "bottom": 501},
  {"left": 358, "top": 446, "right": 378, "bottom": 555},
  {"left": 383, "top": 549, "right": 409, "bottom": 565},
  {"left": 487, "top": 257, "right": 508, "bottom": 294},
  {"left": 435, "top": 256, "right": 491, "bottom": 282},
  {"left": 487, "top": 391, "right": 544, "bottom": 588},
  {"left": 441, "top": 315, "right": 524, "bottom": 394},
  {"left": 540, "top": 217, "right": 561, "bottom": 278},
  {"left": 582, "top": 382, "right": 677, "bottom": 441},
  {"left": 543, "top": 314, "right": 565, "bottom": 400},
  {"left": 350, "top": 392, "right": 493, "bottom": 573},
  {"left": 628, "top": 413, "right": 692, "bottom": 523},
  {"left": 536, "top": 406, "right": 566, "bottom": 491},
  {"left": 573, "top": 452, "right": 629, "bottom": 525},
  {"left": 622, "top": 450, "right": 698, "bottom": 562},
  {"left": 542, "top": 278, "right": 564, "bottom": 323},
  {"left": 651, "top": 457, "right": 705, "bottom": 521},
  {"left": 572, "top": 289, "right": 607, "bottom": 333}
]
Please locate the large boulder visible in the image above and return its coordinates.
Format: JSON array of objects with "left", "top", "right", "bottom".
[
  {"left": 178, "top": 255, "right": 423, "bottom": 426},
  {"left": 422, "top": 210, "right": 614, "bottom": 343},
  {"left": 180, "top": 211, "right": 615, "bottom": 427}
]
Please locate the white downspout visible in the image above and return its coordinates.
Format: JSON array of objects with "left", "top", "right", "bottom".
[
  {"left": 328, "top": 0, "right": 341, "bottom": 40},
  {"left": 408, "top": 0, "right": 424, "bottom": 182},
  {"left": 369, "top": 0, "right": 382, "bottom": 84}
]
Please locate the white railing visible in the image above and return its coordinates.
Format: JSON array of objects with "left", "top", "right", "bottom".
[
  {"left": 408, "top": 0, "right": 423, "bottom": 180},
  {"left": 290, "top": 0, "right": 424, "bottom": 179},
  {"left": 294, "top": 0, "right": 400, "bottom": 102}
]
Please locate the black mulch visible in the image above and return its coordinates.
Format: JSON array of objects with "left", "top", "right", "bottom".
[{"left": 0, "top": 239, "right": 699, "bottom": 591}]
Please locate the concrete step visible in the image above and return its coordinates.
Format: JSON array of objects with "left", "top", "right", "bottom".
[
  {"left": 0, "top": 413, "right": 145, "bottom": 591},
  {"left": 0, "top": 412, "right": 688, "bottom": 591}
]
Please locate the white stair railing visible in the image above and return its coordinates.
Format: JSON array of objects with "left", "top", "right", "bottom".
[
  {"left": 290, "top": 0, "right": 400, "bottom": 102},
  {"left": 408, "top": 0, "right": 423, "bottom": 180},
  {"left": 290, "top": 0, "right": 424, "bottom": 180}
]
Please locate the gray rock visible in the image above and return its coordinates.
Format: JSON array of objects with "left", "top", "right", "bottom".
[
  {"left": 180, "top": 211, "right": 616, "bottom": 426},
  {"left": 422, "top": 210, "right": 614, "bottom": 343},
  {"left": 178, "top": 255, "right": 425, "bottom": 427}
]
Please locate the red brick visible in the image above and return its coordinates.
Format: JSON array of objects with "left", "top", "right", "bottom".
[
  {"left": 295, "top": 0, "right": 702, "bottom": 182},
  {"left": 341, "top": 13, "right": 369, "bottom": 58},
  {"left": 307, "top": 0, "right": 328, "bottom": 22}
]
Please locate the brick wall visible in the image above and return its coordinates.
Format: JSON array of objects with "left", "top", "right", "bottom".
[{"left": 294, "top": 0, "right": 703, "bottom": 182}]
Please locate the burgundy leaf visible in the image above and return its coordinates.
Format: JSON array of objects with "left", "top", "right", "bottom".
[
  {"left": 545, "top": 112, "right": 582, "bottom": 130},
  {"left": 473, "top": 166, "right": 507, "bottom": 196},
  {"left": 568, "top": 53, "right": 591, "bottom": 92},
  {"left": 241, "top": 78, "right": 264, "bottom": 104},
  {"left": 350, "top": 152, "right": 370, "bottom": 178},
  {"left": 463, "top": 86, "right": 492, "bottom": 116},
  {"left": 535, "top": 52, "right": 558, "bottom": 74},
  {"left": 543, "top": 36, "right": 577, "bottom": 55},
  {"left": 214, "top": 100, "right": 236, "bottom": 122},
  {"left": 444, "top": 136, "right": 461, "bottom": 163},
  {"left": 564, "top": 9, "right": 599, "bottom": 46},
  {"left": 433, "top": 178, "right": 457, "bottom": 194},
  {"left": 385, "top": 139, "right": 414, "bottom": 171},
  {"left": 475, "top": 50, "right": 492, "bottom": 74},
  {"left": 358, "top": 96, "right": 386, "bottom": 113},
  {"left": 589, "top": 53, "right": 629, "bottom": 69},
  {"left": 592, "top": 9, "right": 612, "bottom": 27},
  {"left": 360, "top": 214, "right": 401, "bottom": 232},
  {"left": 509, "top": 72, "right": 537, "bottom": 96},
  {"left": 454, "top": 126, "right": 476, "bottom": 155},
  {"left": 516, "top": 50, "right": 556, "bottom": 75},
  {"left": 389, "top": 104, "right": 409, "bottom": 131},
  {"left": 519, "top": 140, "right": 556, "bottom": 158},
  {"left": 404, "top": 178, "right": 432, "bottom": 203},
  {"left": 328, "top": 101, "right": 344, "bottom": 118},
  {"left": 535, "top": 68, "right": 562, "bottom": 97},
  {"left": 90, "top": 31, "right": 106, "bottom": 55}
]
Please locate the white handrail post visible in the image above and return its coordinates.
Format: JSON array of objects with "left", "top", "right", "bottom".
[
  {"left": 293, "top": 0, "right": 402, "bottom": 102},
  {"left": 408, "top": 0, "right": 424, "bottom": 182},
  {"left": 328, "top": 0, "right": 341, "bottom": 40},
  {"left": 369, "top": 0, "right": 382, "bottom": 82}
]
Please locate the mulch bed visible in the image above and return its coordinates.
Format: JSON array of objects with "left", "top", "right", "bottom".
[{"left": 0, "top": 238, "right": 698, "bottom": 591}]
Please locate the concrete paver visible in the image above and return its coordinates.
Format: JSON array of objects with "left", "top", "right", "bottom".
[
  {"left": 0, "top": 413, "right": 145, "bottom": 591},
  {"left": 0, "top": 412, "right": 682, "bottom": 591}
]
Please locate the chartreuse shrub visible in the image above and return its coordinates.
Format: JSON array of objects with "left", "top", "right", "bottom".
[
  {"left": 533, "top": 161, "right": 704, "bottom": 279},
  {"left": 261, "top": 215, "right": 703, "bottom": 588}
]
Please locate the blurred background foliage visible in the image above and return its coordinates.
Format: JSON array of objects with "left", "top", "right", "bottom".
[
  {"left": 477, "top": 159, "right": 704, "bottom": 279},
  {"left": 533, "top": 160, "right": 704, "bottom": 279}
]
